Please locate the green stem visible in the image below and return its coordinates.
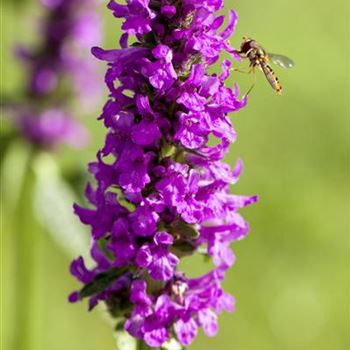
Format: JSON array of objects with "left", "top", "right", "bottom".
[
  {"left": 11, "top": 151, "right": 41, "bottom": 350},
  {"left": 137, "top": 339, "right": 153, "bottom": 350}
]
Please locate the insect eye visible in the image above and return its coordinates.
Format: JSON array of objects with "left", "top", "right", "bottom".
[{"left": 240, "top": 41, "right": 251, "bottom": 53}]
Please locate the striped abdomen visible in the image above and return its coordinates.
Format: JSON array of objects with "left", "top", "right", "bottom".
[{"left": 261, "top": 63, "right": 283, "bottom": 95}]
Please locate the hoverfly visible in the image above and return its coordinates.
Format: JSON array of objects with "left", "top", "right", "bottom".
[{"left": 236, "top": 37, "right": 294, "bottom": 95}]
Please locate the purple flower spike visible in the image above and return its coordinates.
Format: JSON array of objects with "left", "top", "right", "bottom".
[
  {"left": 70, "top": 0, "right": 258, "bottom": 347},
  {"left": 11, "top": 0, "right": 102, "bottom": 149}
]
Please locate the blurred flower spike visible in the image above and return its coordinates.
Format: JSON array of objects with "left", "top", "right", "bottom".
[
  {"left": 11, "top": 0, "right": 102, "bottom": 149},
  {"left": 70, "top": 0, "right": 258, "bottom": 348}
]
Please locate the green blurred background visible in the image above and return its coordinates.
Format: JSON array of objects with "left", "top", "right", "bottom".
[{"left": 1, "top": 0, "right": 349, "bottom": 349}]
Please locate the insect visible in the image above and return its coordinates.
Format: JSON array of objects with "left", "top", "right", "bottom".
[{"left": 236, "top": 37, "right": 294, "bottom": 95}]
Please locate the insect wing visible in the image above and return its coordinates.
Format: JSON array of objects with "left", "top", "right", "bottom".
[{"left": 268, "top": 53, "right": 295, "bottom": 68}]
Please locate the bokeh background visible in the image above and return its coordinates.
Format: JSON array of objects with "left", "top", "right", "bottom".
[{"left": 2, "top": 0, "right": 349, "bottom": 349}]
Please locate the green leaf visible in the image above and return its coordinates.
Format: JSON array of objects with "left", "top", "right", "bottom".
[
  {"left": 170, "top": 220, "right": 199, "bottom": 240},
  {"left": 160, "top": 143, "right": 177, "bottom": 160},
  {"left": 32, "top": 153, "right": 90, "bottom": 260},
  {"left": 79, "top": 267, "right": 128, "bottom": 299},
  {"left": 170, "top": 241, "right": 196, "bottom": 258},
  {"left": 97, "top": 238, "right": 115, "bottom": 261}
]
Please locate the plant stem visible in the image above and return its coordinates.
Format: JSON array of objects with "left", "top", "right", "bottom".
[{"left": 11, "top": 151, "right": 41, "bottom": 350}]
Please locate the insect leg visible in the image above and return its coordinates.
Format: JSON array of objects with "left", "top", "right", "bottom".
[
  {"left": 230, "top": 67, "right": 252, "bottom": 74},
  {"left": 245, "top": 66, "right": 256, "bottom": 96}
]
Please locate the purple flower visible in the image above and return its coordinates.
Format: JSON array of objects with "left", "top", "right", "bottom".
[
  {"left": 124, "top": 269, "right": 234, "bottom": 347},
  {"left": 108, "top": 218, "right": 136, "bottom": 266},
  {"left": 174, "top": 318, "right": 198, "bottom": 346},
  {"left": 130, "top": 204, "right": 159, "bottom": 236},
  {"left": 11, "top": 0, "right": 102, "bottom": 149},
  {"left": 117, "top": 146, "right": 152, "bottom": 187},
  {"left": 17, "top": 109, "right": 89, "bottom": 149},
  {"left": 74, "top": 187, "right": 129, "bottom": 240},
  {"left": 142, "top": 45, "right": 177, "bottom": 91},
  {"left": 70, "top": 256, "right": 95, "bottom": 284},
  {"left": 131, "top": 95, "right": 164, "bottom": 145},
  {"left": 174, "top": 111, "right": 210, "bottom": 149},
  {"left": 136, "top": 232, "right": 179, "bottom": 281},
  {"left": 21, "top": 0, "right": 102, "bottom": 102},
  {"left": 70, "top": 0, "right": 258, "bottom": 347},
  {"left": 108, "top": 0, "right": 156, "bottom": 35}
]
